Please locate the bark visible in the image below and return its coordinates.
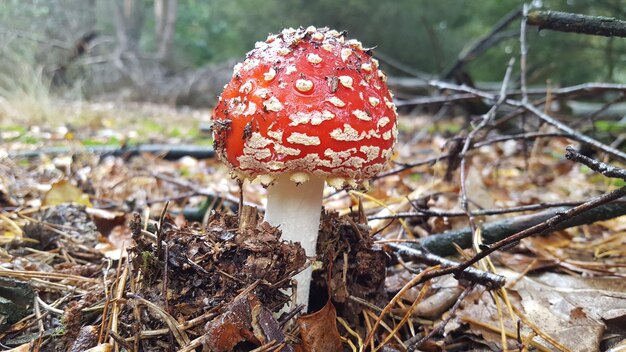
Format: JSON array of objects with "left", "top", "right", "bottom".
[
  {"left": 416, "top": 201, "right": 626, "bottom": 256},
  {"left": 527, "top": 10, "right": 626, "bottom": 37}
]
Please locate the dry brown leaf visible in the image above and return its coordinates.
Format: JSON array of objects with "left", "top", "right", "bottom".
[
  {"left": 203, "top": 293, "right": 289, "bottom": 351},
  {"left": 297, "top": 300, "right": 343, "bottom": 352},
  {"left": 452, "top": 269, "right": 626, "bottom": 352},
  {"left": 82, "top": 344, "right": 112, "bottom": 352},
  {"left": 203, "top": 294, "right": 256, "bottom": 351},
  {"left": 4, "top": 343, "right": 32, "bottom": 352}
]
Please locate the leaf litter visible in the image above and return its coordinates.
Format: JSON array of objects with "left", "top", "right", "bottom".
[{"left": 0, "top": 107, "right": 625, "bottom": 351}]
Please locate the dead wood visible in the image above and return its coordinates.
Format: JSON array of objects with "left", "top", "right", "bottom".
[
  {"left": 527, "top": 10, "right": 626, "bottom": 37},
  {"left": 8, "top": 144, "right": 215, "bottom": 160},
  {"left": 417, "top": 200, "right": 626, "bottom": 257},
  {"left": 387, "top": 243, "right": 505, "bottom": 289}
]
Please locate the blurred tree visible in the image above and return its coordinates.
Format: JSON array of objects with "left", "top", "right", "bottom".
[
  {"left": 0, "top": 0, "right": 625, "bottom": 105},
  {"left": 154, "top": 0, "right": 178, "bottom": 60}
]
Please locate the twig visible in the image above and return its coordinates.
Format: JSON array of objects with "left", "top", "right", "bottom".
[
  {"left": 395, "top": 93, "right": 478, "bottom": 107},
  {"left": 127, "top": 293, "right": 191, "bottom": 347},
  {"left": 363, "top": 267, "right": 438, "bottom": 348},
  {"left": 457, "top": 58, "right": 515, "bottom": 233},
  {"left": 387, "top": 243, "right": 505, "bottom": 289},
  {"left": 527, "top": 10, "right": 626, "bottom": 37},
  {"left": 565, "top": 146, "right": 626, "bottom": 179},
  {"left": 405, "top": 284, "right": 475, "bottom": 350},
  {"left": 395, "top": 82, "right": 626, "bottom": 107},
  {"left": 571, "top": 93, "right": 626, "bottom": 128},
  {"left": 520, "top": 4, "right": 529, "bottom": 104}
]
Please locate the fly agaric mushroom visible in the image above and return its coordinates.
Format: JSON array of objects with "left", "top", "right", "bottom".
[{"left": 211, "top": 26, "right": 397, "bottom": 311}]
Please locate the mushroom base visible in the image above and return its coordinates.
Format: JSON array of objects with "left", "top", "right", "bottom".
[{"left": 264, "top": 174, "right": 325, "bottom": 311}]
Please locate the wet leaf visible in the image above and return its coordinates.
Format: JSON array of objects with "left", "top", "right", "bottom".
[
  {"left": 297, "top": 300, "right": 342, "bottom": 352},
  {"left": 204, "top": 295, "right": 253, "bottom": 351},
  {"left": 203, "top": 292, "right": 291, "bottom": 351}
]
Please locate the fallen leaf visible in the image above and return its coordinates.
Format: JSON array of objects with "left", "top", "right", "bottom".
[
  {"left": 452, "top": 269, "right": 626, "bottom": 352},
  {"left": 204, "top": 294, "right": 255, "bottom": 351},
  {"left": 297, "top": 300, "right": 343, "bottom": 352},
  {"left": 86, "top": 207, "right": 126, "bottom": 236},
  {"left": 203, "top": 293, "right": 290, "bottom": 351},
  {"left": 5, "top": 343, "right": 32, "bottom": 352},
  {"left": 43, "top": 179, "right": 91, "bottom": 207},
  {"left": 83, "top": 344, "right": 112, "bottom": 352}
]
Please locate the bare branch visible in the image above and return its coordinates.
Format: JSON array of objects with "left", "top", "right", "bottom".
[
  {"left": 368, "top": 201, "right": 583, "bottom": 220},
  {"left": 527, "top": 10, "right": 626, "bottom": 38},
  {"left": 430, "top": 80, "right": 626, "bottom": 162},
  {"left": 7, "top": 144, "right": 215, "bottom": 161},
  {"left": 416, "top": 200, "right": 626, "bottom": 257},
  {"left": 388, "top": 243, "right": 505, "bottom": 289},
  {"left": 565, "top": 146, "right": 626, "bottom": 179},
  {"left": 377, "top": 131, "right": 572, "bottom": 179}
]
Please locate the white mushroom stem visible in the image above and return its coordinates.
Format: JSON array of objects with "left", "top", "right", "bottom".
[{"left": 264, "top": 174, "right": 325, "bottom": 312}]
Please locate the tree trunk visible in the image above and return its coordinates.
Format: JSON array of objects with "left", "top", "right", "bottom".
[
  {"left": 156, "top": 0, "right": 178, "bottom": 60},
  {"left": 111, "top": 0, "right": 145, "bottom": 52}
]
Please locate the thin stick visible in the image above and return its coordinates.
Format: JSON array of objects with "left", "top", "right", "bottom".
[
  {"left": 363, "top": 266, "right": 440, "bottom": 347},
  {"left": 374, "top": 280, "right": 433, "bottom": 352},
  {"left": 520, "top": 4, "right": 529, "bottom": 105},
  {"left": 378, "top": 131, "right": 572, "bottom": 178},
  {"left": 457, "top": 58, "right": 515, "bottom": 233},
  {"left": 405, "top": 284, "right": 475, "bottom": 350}
]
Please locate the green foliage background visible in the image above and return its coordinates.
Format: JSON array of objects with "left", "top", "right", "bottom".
[{"left": 1, "top": 0, "right": 625, "bottom": 101}]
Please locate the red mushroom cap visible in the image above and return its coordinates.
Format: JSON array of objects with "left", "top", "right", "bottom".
[{"left": 211, "top": 26, "right": 398, "bottom": 187}]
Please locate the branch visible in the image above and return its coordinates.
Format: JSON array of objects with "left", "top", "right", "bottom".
[
  {"left": 457, "top": 58, "right": 515, "bottom": 231},
  {"left": 430, "top": 80, "right": 626, "bottom": 163},
  {"left": 395, "top": 82, "right": 626, "bottom": 107},
  {"left": 416, "top": 147, "right": 626, "bottom": 257},
  {"left": 433, "top": 184, "right": 626, "bottom": 279},
  {"left": 7, "top": 144, "right": 215, "bottom": 160},
  {"left": 387, "top": 243, "right": 505, "bottom": 289},
  {"left": 565, "top": 146, "right": 626, "bottom": 179},
  {"left": 527, "top": 10, "right": 626, "bottom": 38},
  {"left": 416, "top": 200, "right": 626, "bottom": 257},
  {"left": 376, "top": 131, "right": 572, "bottom": 179},
  {"left": 368, "top": 201, "right": 582, "bottom": 220}
]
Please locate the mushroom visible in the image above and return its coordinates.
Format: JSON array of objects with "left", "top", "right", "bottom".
[{"left": 211, "top": 26, "right": 398, "bottom": 311}]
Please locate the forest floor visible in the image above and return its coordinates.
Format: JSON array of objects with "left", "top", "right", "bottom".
[{"left": 1, "top": 100, "right": 626, "bottom": 351}]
